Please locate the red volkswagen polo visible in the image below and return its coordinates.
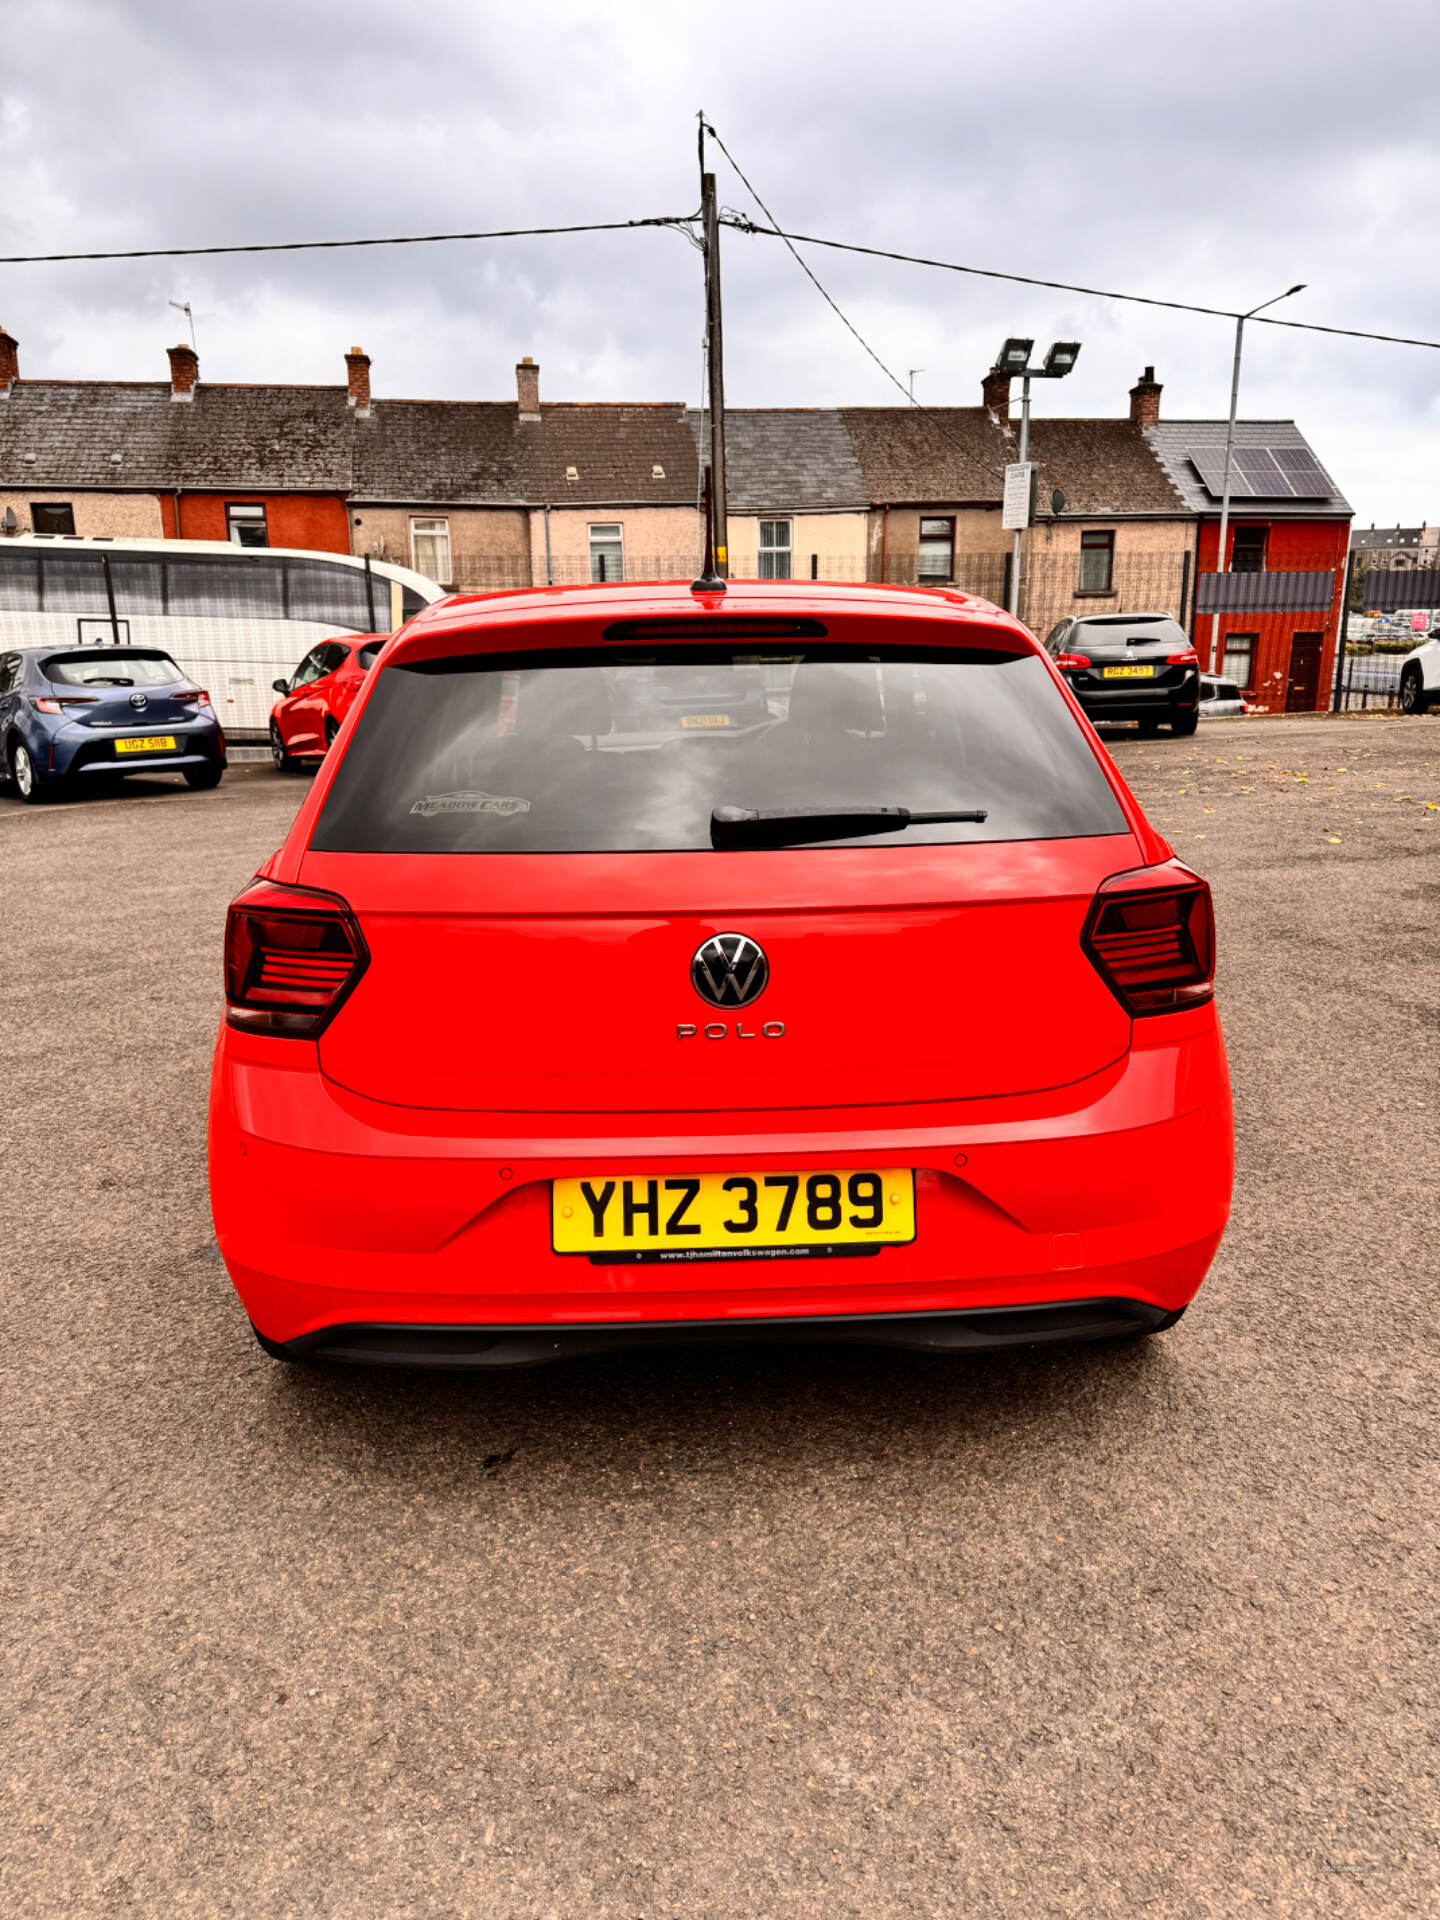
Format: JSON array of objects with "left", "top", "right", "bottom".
[{"left": 210, "top": 581, "right": 1232, "bottom": 1367}]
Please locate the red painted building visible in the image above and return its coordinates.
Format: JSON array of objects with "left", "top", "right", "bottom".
[
  {"left": 159, "top": 490, "right": 351, "bottom": 551},
  {"left": 1145, "top": 423, "right": 1352, "bottom": 712}
]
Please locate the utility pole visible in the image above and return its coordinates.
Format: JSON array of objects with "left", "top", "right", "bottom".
[{"left": 700, "top": 168, "right": 729, "bottom": 579}]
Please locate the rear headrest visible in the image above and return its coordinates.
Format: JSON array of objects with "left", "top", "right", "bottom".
[
  {"left": 518, "top": 667, "right": 612, "bottom": 739},
  {"left": 785, "top": 660, "right": 884, "bottom": 736}
]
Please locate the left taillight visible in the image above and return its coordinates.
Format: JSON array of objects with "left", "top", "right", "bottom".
[
  {"left": 1081, "top": 862, "right": 1215, "bottom": 1016},
  {"left": 224, "top": 878, "right": 368, "bottom": 1037},
  {"left": 1054, "top": 652, "right": 1092, "bottom": 670}
]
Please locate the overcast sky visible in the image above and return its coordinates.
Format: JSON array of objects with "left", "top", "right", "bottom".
[{"left": 3, "top": 0, "right": 1437, "bottom": 525}]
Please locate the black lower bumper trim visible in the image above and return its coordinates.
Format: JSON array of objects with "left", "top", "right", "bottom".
[{"left": 255, "top": 1298, "right": 1184, "bottom": 1370}]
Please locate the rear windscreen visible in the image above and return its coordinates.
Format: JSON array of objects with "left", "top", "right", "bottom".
[
  {"left": 43, "top": 652, "right": 183, "bottom": 687},
  {"left": 310, "top": 645, "right": 1128, "bottom": 853},
  {"left": 1071, "top": 617, "right": 1188, "bottom": 650}
]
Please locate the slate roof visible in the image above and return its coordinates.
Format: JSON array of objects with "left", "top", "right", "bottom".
[
  {"left": 351, "top": 400, "right": 522, "bottom": 505},
  {"left": 0, "top": 381, "right": 356, "bottom": 491},
  {"left": 687, "top": 409, "right": 868, "bottom": 512},
  {"left": 1350, "top": 524, "right": 1432, "bottom": 550},
  {"left": 0, "top": 375, "right": 1351, "bottom": 526},
  {"left": 1144, "top": 420, "right": 1351, "bottom": 517},
  {"left": 515, "top": 404, "right": 699, "bottom": 505},
  {"left": 840, "top": 408, "right": 1186, "bottom": 514}
]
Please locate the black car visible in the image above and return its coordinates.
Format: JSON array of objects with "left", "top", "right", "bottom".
[{"left": 1043, "top": 613, "right": 1200, "bottom": 735}]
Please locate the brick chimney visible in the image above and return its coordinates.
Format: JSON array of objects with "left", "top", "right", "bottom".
[
  {"left": 345, "top": 345, "right": 371, "bottom": 415},
  {"left": 516, "top": 355, "right": 540, "bottom": 421},
  {"left": 1129, "top": 365, "right": 1162, "bottom": 427},
  {"left": 982, "top": 366, "right": 1011, "bottom": 419},
  {"left": 168, "top": 343, "right": 198, "bottom": 402},
  {"left": 0, "top": 325, "right": 19, "bottom": 395}
]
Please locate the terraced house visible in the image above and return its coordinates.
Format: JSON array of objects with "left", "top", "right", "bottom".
[{"left": 0, "top": 326, "right": 1351, "bottom": 708}]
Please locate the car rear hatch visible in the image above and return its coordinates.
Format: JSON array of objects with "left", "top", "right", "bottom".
[
  {"left": 1063, "top": 616, "right": 1194, "bottom": 695},
  {"left": 298, "top": 626, "right": 1141, "bottom": 1115},
  {"left": 42, "top": 652, "right": 202, "bottom": 740}
]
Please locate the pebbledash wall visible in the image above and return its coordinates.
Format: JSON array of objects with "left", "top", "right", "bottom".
[
  {"left": 349, "top": 506, "right": 532, "bottom": 589},
  {"left": 527, "top": 507, "right": 700, "bottom": 587},
  {"left": 1195, "top": 517, "right": 1350, "bottom": 711},
  {"left": 0, "top": 490, "right": 164, "bottom": 537}
]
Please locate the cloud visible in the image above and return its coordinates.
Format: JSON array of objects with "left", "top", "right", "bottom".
[{"left": 2, "top": 0, "right": 1437, "bottom": 521}]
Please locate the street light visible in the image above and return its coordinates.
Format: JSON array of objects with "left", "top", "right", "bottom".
[
  {"left": 994, "top": 338, "right": 1082, "bottom": 615},
  {"left": 1206, "top": 283, "right": 1305, "bottom": 670}
]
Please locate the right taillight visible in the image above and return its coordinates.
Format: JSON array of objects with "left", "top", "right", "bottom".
[
  {"left": 1082, "top": 863, "right": 1215, "bottom": 1016},
  {"left": 224, "top": 877, "right": 368, "bottom": 1037}
]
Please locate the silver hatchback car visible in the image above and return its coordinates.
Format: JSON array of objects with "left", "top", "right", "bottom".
[{"left": 1198, "top": 673, "right": 1248, "bottom": 719}]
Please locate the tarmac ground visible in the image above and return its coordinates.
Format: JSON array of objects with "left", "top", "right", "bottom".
[{"left": 2, "top": 713, "right": 1437, "bottom": 1918}]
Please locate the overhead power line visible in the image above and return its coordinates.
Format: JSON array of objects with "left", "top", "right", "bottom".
[
  {"left": 4, "top": 188, "right": 1437, "bottom": 356},
  {"left": 701, "top": 119, "right": 921, "bottom": 410},
  {"left": 0, "top": 215, "right": 695, "bottom": 266},
  {"left": 716, "top": 215, "right": 1440, "bottom": 353}
]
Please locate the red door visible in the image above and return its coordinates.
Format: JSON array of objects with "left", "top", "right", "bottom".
[{"left": 1285, "top": 633, "right": 1323, "bottom": 712}]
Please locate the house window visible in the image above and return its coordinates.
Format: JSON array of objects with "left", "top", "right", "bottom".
[
  {"left": 1078, "top": 530, "right": 1115, "bottom": 592},
  {"left": 31, "top": 502, "right": 76, "bottom": 535},
  {"left": 918, "top": 517, "right": 955, "bottom": 582},
  {"left": 758, "top": 519, "right": 792, "bottom": 581},
  {"left": 589, "top": 523, "right": 624, "bottom": 583},
  {"left": 1221, "top": 634, "right": 1256, "bottom": 687},
  {"left": 226, "top": 502, "right": 269, "bottom": 548},
  {"left": 1230, "top": 526, "right": 1266, "bottom": 573},
  {"left": 410, "top": 517, "right": 452, "bottom": 583}
]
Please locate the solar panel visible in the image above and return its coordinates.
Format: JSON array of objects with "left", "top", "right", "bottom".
[
  {"left": 1188, "top": 444, "right": 1333, "bottom": 501},
  {"left": 1235, "top": 448, "right": 1284, "bottom": 483},
  {"left": 1271, "top": 446, "right": 1332, "bottom": 497},
  {"left": 1189, "top": 451, "right": 1253, "bottom": 497}
]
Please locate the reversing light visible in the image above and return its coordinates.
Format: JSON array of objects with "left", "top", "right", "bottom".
[
  {"left": 224, "top": 878, "right": 368, "bottom": 1037},
  {"left": 1081, "top": 863, "right": 1215, "bottom": 1016}
]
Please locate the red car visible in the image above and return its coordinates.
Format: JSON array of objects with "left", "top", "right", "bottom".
[
  {"left": 269, "top": 634, "right": 391, "bottom": 769},
  {"left": 212, "top": 581, "right": 1232, "bottom": 1368}
]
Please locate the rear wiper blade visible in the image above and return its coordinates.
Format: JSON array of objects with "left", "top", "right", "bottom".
[{"left": 711, "top": 804, "right": 988, "bottom": 849}]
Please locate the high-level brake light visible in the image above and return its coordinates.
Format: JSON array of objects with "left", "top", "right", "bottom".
[
  {"left": 1082, "top": 863, "right": 1215, "bottom": 1016},
  {"left": 224, "top": 878, "right": 368, "bottom": 1037}
]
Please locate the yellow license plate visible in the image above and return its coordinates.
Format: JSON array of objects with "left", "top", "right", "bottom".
[
  {"left": 552, "top": 1167, "right": 916, "bottom": 1260},
  {"left": 114, "top": 734, "right": 178, "bottom": 753},
  {"left": 1102, "top": 665, "right": 1155, "bottom": 680},
  {"left": 679, "top": 714, "right": 732, "bottom": 728}
]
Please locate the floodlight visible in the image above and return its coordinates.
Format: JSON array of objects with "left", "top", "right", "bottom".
[
  {"left": 997, "top": 337, "right": 1034, "bottom": 373},
  {"left": 1043, "top": 341, "right": 1081, "bottom": 376}
]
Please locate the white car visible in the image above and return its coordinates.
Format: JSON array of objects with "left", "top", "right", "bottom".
[
  {"left": 1198, "top": 673, "right": 1249, "bottom": 718},
  {"left": 1399, "top": 630, "right": 1440, "bottom": 714}
]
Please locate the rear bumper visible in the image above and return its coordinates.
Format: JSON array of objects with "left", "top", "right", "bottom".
[
  {"left": 259, "top": 1296, "right": 1186, "bottom": 1368},
  {"left": 55, "top": 724, "right": 226, "bottom": 776},
  {"left": 209, "top": 1012, "right": 1234, "bottom": 1353},
  {"left": 1071, "top": 689, "right": 1196, "bottom": 719}
]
